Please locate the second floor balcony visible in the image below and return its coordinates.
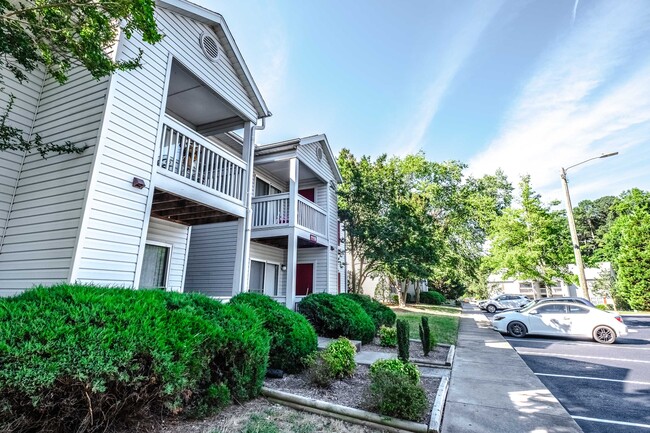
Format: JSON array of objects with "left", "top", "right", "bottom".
[{"left": 251, "top": 193, "right": 328, "bottom": 238}]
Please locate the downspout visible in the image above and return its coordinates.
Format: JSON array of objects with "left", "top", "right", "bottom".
[{"left": 240, "top": 116, "right": 266, "bottom": 293}]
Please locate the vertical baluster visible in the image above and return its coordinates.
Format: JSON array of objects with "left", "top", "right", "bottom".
[
  {"left": 194, "top": 143, "right": 202, "bottom": 182},
  {"left": 169, "top": 130, "right": 177, "bottom": 174}
]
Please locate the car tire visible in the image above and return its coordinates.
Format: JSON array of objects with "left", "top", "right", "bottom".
[
  {"left": 486, "top": 304, "right": 497, "bottom": 314},
  {"left": 593, "top": 325, "right": 616, "bottom": 344},
  {"left": 507, "top": 321, "right": 527, "bottom": 338}
]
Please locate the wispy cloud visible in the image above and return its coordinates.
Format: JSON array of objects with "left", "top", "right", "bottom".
[
  {"left": 469, "top": 1, "right": 650, "bottom": 201},
  {"left": 386, "top": 1, "right": 505, "bottom": 156}
]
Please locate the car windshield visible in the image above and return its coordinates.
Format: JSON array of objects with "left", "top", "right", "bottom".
[{"left": 519, "top": 301, "right": 539, "bottom": 312}]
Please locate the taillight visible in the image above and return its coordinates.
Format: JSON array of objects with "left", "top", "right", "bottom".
[{"left": 615, "top": 316, "right": 624, "bottom": 323}]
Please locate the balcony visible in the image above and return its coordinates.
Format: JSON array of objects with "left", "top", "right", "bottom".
[
  {"left": 156, "top": 115, "right": 246, "bottom": 206},
  {"left": 252, "top": 193, "right": 327, "bottom": 238}
]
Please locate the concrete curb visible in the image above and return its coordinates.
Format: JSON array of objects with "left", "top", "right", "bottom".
[
  {"left": 444, "top": 344, "right": 455, "bottom": 366},
  {"left": 261, "top": 386, "right": 430, "bottom": 432},
  {"left": 429, "top": 375, "right": 450, "bottom": 433}
]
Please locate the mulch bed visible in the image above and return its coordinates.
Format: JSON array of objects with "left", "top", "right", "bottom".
[
  {"left": 264, "top": 364, "right": 441, "bottom": 425},
  {"left": 362, "top": 339, "right": 449, "bottom": 364}
]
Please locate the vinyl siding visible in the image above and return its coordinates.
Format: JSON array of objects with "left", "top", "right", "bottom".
[
  {"left": 145, "top": 217, "right": 190, "bottom": 292},
  {"left": 249, "top": 241, "right": 287, "bottom": 296},
  {"left": 0, "top": 65, "right": 107, "bottom": 293},
  {"left": 184, "top": 220, "right": 239, "bottom": 296},
  {"left": 296, "top": 247, "right": 328, "bottom": 294}
]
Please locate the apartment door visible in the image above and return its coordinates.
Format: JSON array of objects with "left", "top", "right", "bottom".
[
  {"left": 298, "top": 188, "right": 315, "bottom": 202},
  {"left": 296, "top": 263, "right": 314, "bottom": 296}
]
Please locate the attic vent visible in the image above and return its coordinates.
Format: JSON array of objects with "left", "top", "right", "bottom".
[
  {"left": 316, "top": 147, "right": 323, "bottom": 161},
  {"left": 200, "top": 33, "right": 220, "bottom": 62}
]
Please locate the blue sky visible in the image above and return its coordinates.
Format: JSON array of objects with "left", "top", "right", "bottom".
[{"left": 200, "top": 0, "right": 650, "bottom": 203}]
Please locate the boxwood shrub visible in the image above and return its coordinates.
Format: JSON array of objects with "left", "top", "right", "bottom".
[
  {"left": 230, "top": 292, "right": 317, "bottom": 373},
  {"left": 339, "top": 293, "right": 396, "bottom": 330},
  {"left": 297, "top": 293, "right": 375, "bottom": 344},
  {"left": 0, "top": 284, "right": 270, "bottom": 433},
  {"left": 420, "top": 290, "right": 446, "bottom": 305}
]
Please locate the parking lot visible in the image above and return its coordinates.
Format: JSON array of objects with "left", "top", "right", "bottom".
[{"left": 487, "top": 311, "right": 650, "bottom": 433}]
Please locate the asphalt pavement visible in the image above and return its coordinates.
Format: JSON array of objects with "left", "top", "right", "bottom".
[{"left": 491, "top": 313, "right": 650, "bottom": 433}]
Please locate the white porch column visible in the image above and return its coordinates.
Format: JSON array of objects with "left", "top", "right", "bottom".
[
  {"left": 285, "top": 157, "right": 299, "bottom": 308},
  {"left": 237, "top": 121, "right": 255, "bottom": 295}
]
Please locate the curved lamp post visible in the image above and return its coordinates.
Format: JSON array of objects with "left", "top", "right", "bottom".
[{"left": 560, "top": 152, "right": 618, "bottom": 300}]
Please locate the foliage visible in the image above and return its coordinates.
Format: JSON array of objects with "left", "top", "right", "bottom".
[
  {"left": 308, "top": 357, "right": 336, "bottom": 388},
  {"left": 321, "top": 338, "right": 357, "bottom": 379},
  {"left": 419, "top": 291, "right": 446, "bottom": 305},
  {"left": 369, "top": 359, "right": 420, "bottom": 385},
  {"left": 485, "top": 176, "right": 572, "bottom": 288},
  {"left": 0, "top": 284, "right": 270, "bottom": 433},
  {"left": 419, "top": 316, "right": 434, "bottom": 356},
  {"left": 297, "top": 294, "right": 375, "bottom": 344},
  {"left": 573, "top": 196, "right": 618, "bottom": 264},
  {"left": 394, "top": 309, "right": 460, "bottom": 345},
  {"left": 230, "top": 293, "right": 317, "bottom": 373},
  {"left": 367, "top": 369, "right": 428, "bottom": 421},
  {"left": 396, "top": 319, "right": 410, "bottom": 362},
  {"left": 378, "top": 326, "right": 397, "bottom": 347},
  {"left": 339, "top": 293, "right": 396, "bottom": 330},
  {"left": 0, "top": 0, "right": 162, "bottom": 155}
]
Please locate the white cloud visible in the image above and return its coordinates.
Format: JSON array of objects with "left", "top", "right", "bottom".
[
  {"left": 385, "top": 1, "right": 505, "bottom": 156},
  {"left": 469, "top": 1, "right": 650, "bottom": 202}
]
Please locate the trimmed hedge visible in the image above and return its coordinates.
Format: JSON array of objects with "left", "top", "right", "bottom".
[
  {"left": 339, "top": 293, "right": 396, "bottom": 330},
  {"left": 297, "top": 293, "right": 375, "bottom": 344},
  {"left": 230, "top": 293, "right": 317, "bottom": 373},
  {"left": 420, "top": 290, "right": 446, "bottom": 305},
  {"left": 0, "top": 285, "right": 270, "bottom": 433}
]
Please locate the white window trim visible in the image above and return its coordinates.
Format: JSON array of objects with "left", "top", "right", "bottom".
[
  {"left": 254, "top": 174, "right": 284, "bottom": 196},
  {"left": 140, "top": 241, "right": 173, "bottom": 290},
  {"left": 249, "top": 258, "right": 283, "bottom": 297}
]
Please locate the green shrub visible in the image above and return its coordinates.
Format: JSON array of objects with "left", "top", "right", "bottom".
[
  {"left": 308, "top": 358, "right": 335, "bottom": 388},
  {"left": 369, "top": 359, "right": 420, "bottom": 385},
  {"left": 419, "top": 316, "right": 434, "bottom": 356},
  {"left": 396, "top": 319, "right": 410, "bottom": 362},
  {"left": 297, "top": 293, "right": 375, "bottom": 344},
  {"left": 368, "top": 369, "right": 428, "bottom": 421},
  {"left": 378, "top": 326, "right": 397, "bottom": 347},
  {"left": 230, "top": 293, "right": 317, "bottom": 373},
  {"left": 420, "top": 291, "right": 446, "bottom": 305},
  {"left": 339, "top": 293, "right": 396, "bottom": 330},
  {"left": 321, "top": 338, "right": 357, "bottom": 379},
  {"left": 0, "top": 284, "right": 270, "bottom": 433}
]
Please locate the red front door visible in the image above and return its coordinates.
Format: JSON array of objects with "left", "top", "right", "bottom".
[
  {"left": 296, "top": 263, "right": 314, "bottom": 296},
  {"left": 299, "top": 188, "right": 315, "bottom": 202}
]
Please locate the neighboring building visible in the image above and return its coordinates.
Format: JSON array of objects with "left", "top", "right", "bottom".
[
  {"left": 487, "top": 262, "right": 613, "bottom": 303},
  {"left": 0, "top": 0, "right": 344, "bottom": 308}
]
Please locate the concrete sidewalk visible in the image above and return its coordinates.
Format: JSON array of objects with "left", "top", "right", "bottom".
[{"left": 441, "top": 304, "right": 583, "bottom": 433}]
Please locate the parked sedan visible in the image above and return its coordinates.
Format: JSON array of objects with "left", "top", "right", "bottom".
[
  {"left": 508, "top": 296, "right": 596, "bottom": 312},
  {"left": 491, "top": 302, "right": 628, "bottom": 344},
  {"left": 479, "top": 294, "right": 530, "bottom": 313}
]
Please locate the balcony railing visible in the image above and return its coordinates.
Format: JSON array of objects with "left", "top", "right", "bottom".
[
  {"left": 157, "top": 116, "right": 246, "bottom": 202},
  {"left": 252, "top": 193, "right": 327, "bottom": 237}
]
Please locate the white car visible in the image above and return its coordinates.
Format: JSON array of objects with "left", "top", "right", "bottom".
[
  {"left": 479, "top": 295, "right": 530, "bottom": 313},
  {"left": 491, "top": 302, "right": 628, "bottom": 344}
]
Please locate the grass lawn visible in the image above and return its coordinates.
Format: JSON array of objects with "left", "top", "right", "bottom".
[{"left": 391, "top": 304, "right": 461, "bottom": 345}]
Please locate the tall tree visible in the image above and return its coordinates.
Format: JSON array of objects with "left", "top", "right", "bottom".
[
  {"left": 573, "top": 195, "right": 618, "bottom": 264},
  {"left": 1, "top": 0, "right": 162, "bottom": 155},
  {"left": 485, "top": 176, "right": 572, "bottom": 292}
]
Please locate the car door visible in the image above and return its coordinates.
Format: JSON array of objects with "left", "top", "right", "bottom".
[
  {"left": 565, "top": 304, "right": 592, "bottom": 336},
  {"left": 526, "top": 304, "right": 571, "bottom": 336}
]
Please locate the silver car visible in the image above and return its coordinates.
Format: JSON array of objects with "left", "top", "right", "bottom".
[
  {"left": 479, "top": 295, "right": 530, "bottom": 313},
  {"left": 513, "top": 297, "right": 595, "bottom": 312}
]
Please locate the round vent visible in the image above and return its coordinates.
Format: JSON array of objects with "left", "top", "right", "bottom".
[
  {"left": 316, "top": 147, "right": 323, "bottom": 161},
  {"left": 200, "top": 33, "right": 220, "bottom": 62}
]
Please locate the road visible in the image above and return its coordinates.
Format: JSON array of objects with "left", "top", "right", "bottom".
[{"left": 495, "top": 313, "right": 650, "bottom": 433}]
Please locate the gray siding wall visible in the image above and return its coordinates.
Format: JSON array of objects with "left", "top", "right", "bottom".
[
  {"left": 0, "top": 65, "right": 107, "bottom": 293},
  {"left": 297, "top": 247, "right": 328, "bottom": 294},
  {"left": 184, "top": 220, "right": 238, "bottom": 296},
  {"left": 145, "top": 217, "right": 190, "bottom": 292},
  {"left": 249, "top": 241, "right": 287, "bottom": 296}
]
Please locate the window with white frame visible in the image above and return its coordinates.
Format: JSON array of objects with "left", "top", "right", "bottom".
[
  {"left": 255, "top": 177, "right": 281, "bottom": 197},
  {"left": 139, "top": 243, "right": 170, "bottom": 289},
  {"left": 249, "top": 259, "right": 280, "bottom": 296}
]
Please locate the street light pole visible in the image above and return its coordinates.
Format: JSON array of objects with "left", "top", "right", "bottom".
[{"left": 560, "top": 152, "right": 618, "bottom": 301}]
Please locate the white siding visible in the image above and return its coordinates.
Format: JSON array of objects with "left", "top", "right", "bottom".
[
  {"left": 296, "top": 142, "right": 336, "bottom": 188},
  {"left": 184, "top": 220, "right": 239, "bottom": 296},
  {"left": 0, "top": 65, "right": 107, "bottom": 293},
  {"left": 145, "top": 217, "right": 190, "bottom": 291},
  {"left": 249, "top": 241, "right": 288, "bottom": 296}
]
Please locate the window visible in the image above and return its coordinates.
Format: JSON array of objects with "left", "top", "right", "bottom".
[
  {"left": 255, "top": 177, "right": 280, "bottom": 197},
  {"left": 249, "top": 260, "right": 280, "bottom": 296},
  {"left": 567, "top": 305, "right": 589, "bottom": 314},
  {"left": 537, "top": 304, "right": 566, "bottom": 314},
  {"left": 139, "top": 244, "right": 170, "bottom": 289}
]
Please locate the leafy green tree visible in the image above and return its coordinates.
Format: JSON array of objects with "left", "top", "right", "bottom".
[
  {"left": 485, "top": 176, "right": 572, "bottom": 292},
  {"left": 1, "top": 0, "right": 162, "bottom": 155},
  {"left": 573, "top": 196, "right": 618, "bottom": 264}
]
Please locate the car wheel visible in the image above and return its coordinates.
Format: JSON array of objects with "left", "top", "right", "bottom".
[
  {"left": 507, "top": 321, "right": 527, "bottom": 338},
  {"left": 593, "top": 325, "right": 616, "bottom": 344},
  {"left": 486, "top": 304, "right": 497, "bottom": 314}
]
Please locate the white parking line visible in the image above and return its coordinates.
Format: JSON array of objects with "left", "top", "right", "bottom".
[
  {"left": 535, "top": 372, "right": 650, "bottom": 386},
  {"left": 505, "top": 337, "right": 650, "bottom": 350},
  {"left": 516, "top": 350, "right": 650, "bottom": 364},
  {"left": 572, "top": 416, "right": 650, "bottom": 429}
]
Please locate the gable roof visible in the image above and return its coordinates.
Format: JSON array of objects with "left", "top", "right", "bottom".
[
  {"left": 157, "top": 0, "right": 271, "bottom": 120},
  {"left": 256, "top": 134, "right": 343, "bottom": 183}
]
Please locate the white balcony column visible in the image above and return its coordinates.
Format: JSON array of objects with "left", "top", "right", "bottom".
[
  {"left": 288, "top": 158, "right": 299, "bottom": 227},
  {"left": 285, "top": 157, "right": 299, "bottom": 308},
  {"left": 236, "top": 121, "right": 255, "bottom": 294}
]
